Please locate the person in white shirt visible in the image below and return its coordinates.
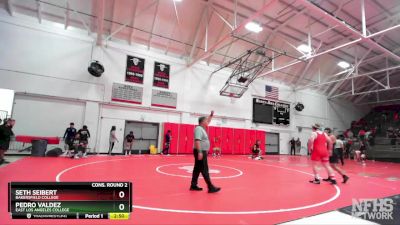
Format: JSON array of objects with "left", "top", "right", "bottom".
[{"left": 108, "top": 126, "right": 119, "bottom": 155}]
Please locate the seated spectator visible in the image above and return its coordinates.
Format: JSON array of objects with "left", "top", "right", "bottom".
[
  {"left": 387, "top": 127, "right": 396, "bottom": 145},
  {"left": 251, "top": 140, "right": 263, "bottom": 160},
  {"left": 212, "top": 136, "right": 221, "bottom": 158},
  {"left": 70, "top": 134, "right": 86, "bottom": 159}
]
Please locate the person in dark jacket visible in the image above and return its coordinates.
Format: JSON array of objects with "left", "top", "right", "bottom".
[
  {"left": 77, "top": 125, "right": 90, "bottom": 157},
  {"left": 0, "top": 119, "right": 15, "bottom": 164},
  {"left": 63, "top": 122, "right": 77, "bottom": 156}
]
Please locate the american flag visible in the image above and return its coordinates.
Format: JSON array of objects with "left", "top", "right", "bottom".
[{"left": 265, "top": 85, "right": 279, "bottom": 99}]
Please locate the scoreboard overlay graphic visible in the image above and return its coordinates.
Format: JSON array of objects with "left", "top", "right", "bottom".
[{"left": 8, "top": 182, "right": 132, "bottom": 220}]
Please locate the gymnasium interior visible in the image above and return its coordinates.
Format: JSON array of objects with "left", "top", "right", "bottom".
[{"left": 0, "top": 0, "right": 399, "bottom": 224}]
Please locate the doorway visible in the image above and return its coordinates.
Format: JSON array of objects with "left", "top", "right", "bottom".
[
  {"left": 266, "top": 132, "right": 279, "bottom": 155},
  {"left": 124, "top": 121, "right": 159, "bottom": 154}
]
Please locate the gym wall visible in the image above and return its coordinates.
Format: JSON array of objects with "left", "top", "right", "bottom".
[{"left": 0, "top": 13, "right": 369, "bottom": 154}]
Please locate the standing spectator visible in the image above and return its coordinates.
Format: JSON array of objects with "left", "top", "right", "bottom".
[
  {"left": 323, "top": 130, "right": 349, "bottom": 183},
  {"left": 77, "top": 125, "right": 90, "bottom": 157},
  {"left": 0, "top": 119, "right": 15, "bottom": 164},
  {"left": 345, "top": 138, "right": 353, "bottom": 159},
  {"left": 295, "top": 138, "right": 301, "bottom": 155},
  {"left": 358, "top": 128, "right": 366, "bottom": 142},
  {"left": 63, "top": 122, "right": 77, "bottom": 156},
  {"left": 125, "top": 131, "right": 135, "bottom": 155},
  {"left": 289, "top": 138, "right": 296, "bottom": 155},
  {"left": 336, "top": 135, "right": 345, "bottom": 165},
  {"left": 163, "top": 130, "right": 172, "bottom": 155},
  {"left": 382, "top": 113, "right": 387, "bottom": 123},
  {"left": 348, "top": 129, "right": 354, "bottom": 138},
  {"left": 108, "top": 126, "right": 119, "bottom": 155}
]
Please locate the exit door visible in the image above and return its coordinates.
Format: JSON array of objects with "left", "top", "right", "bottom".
[{"left": 266, "top": 132, "right": 279, "bottom": 154}]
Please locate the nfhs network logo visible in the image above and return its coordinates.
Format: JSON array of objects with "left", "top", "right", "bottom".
[{"left": 352, "top": 198, "right": 395, "bottom": 220}]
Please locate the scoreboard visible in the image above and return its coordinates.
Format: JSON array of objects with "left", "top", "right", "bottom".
[
  {"left": 253, "top": 98, "right": 290, "bottom": 126},
  {"left": 273, "top": 102, "right": 290, "bottom": 125},
  {"left": 9, "top": 182, "right": 132, "bottom": 220}
]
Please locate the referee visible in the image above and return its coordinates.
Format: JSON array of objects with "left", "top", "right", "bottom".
[{"left": 190, "top": 110, "right": 221, "bottom": 193}]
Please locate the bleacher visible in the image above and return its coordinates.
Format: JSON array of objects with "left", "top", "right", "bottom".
[{"left": 350, "top": 105, "right": 400, "bottom": 162}]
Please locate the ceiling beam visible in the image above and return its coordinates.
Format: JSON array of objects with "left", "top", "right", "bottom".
[
  {"left": 211, "top": 6, "right": 234, "bottom": 31},
  {"left": 297, "top": 0, "right": 400, "bottom": 62},
  {"left": 257, "top": 12, "right": 400, "bottom": 82},
  {"left": 164, "top": 21, "right": 177, "bottom": 55},
  {"left": 108, "top": 0, "right": 117, "bottom": 41},
  {"left": 187, "top": 7, "right": 208, "bottom": 64},
  {"left": 296, "top": 64, "right": 400, "bottom": 91},
  {"left": 325, "top": 18, "right": 396, "bottom": 97},
  {"left": 6, "top": 0, "right": 14, "bottom": 16},
  {"left": 357, "top": 97, "right": 400, "bottom": 106},
  {"left": 206, "top": 18, "right": 227, "bottom": 65},
  {"left": 293, "top": 41, "right": 323, "bottom": 86},
  {"left": 96, "top": 0, "right": 105, "bottom": 46},
  {"left": 353, "top": 65, "right": 396, "bottom": 103},
  {"left": 326, "top": 67, "right": 355, "bottom": 97},
  {"left": 147, "top": 0, "right": 160, "bottom": 50},
  {"left": 105, "top": 1, "right": 158, "bottom": 44},
  {"left": 257, "top": 38, "right": 362, "bottom": 79},
  {"left": 64, "top": 0, "right": 69, "bottom": 30},
  {"left": 188, "top": 0, "right": 279, "bottom": 67},
  {"left": 328, "top": 83, "right": 372, "bottom": 99},
  {"left": 165, "top": 0, "right": 182, "bottom": 54},
  {"left": 70, "top": 8, "right": 91, "bottom": 35},
  {"left": 366, "top": 76, "right": 388, "bottom": 89},
  {"left": 360, "top": 47, "right": 400, "bottom": 66},
  {"left": 129, "top": 0, "right": 139, "bottom": 45},
  {"left": 36, "top": 0, "right": 42, "bottom": 24}
]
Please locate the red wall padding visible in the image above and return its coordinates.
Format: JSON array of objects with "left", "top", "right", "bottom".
[
  {"left": 178, "top": 124, "right": 195, "bottom": 154},
  {"left": 163, "top": 123, "right": 266, "bottom": 155},
  {"left": 256, "top": 131, "right": 266, "bottom": 154},
  {"left": 244, "top": 130, "right": 257, "bottom": 155},
  {"left": 233, "top": 129, "right": 245, "bottom": 154},
  {"left": 221, "top": 127, "right": 234, "bottom": 154}
]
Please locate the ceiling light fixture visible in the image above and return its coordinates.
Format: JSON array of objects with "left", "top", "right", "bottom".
[
  {"left": 337, "top": 61, "right": 351, "bottom": 69},
  {"left": 297, "top": 44, "right": 312, "bottom": 54},
  {"left": 245, "top": 22, "right": 263, "bottom": 33}
]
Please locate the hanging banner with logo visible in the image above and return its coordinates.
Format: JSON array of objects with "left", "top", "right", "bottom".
[
  {"left": 125, "top": 55, "right": 145, "bottom": 84},
  {"left": 153, "top": 61, "right": 170, "bottom": 89},
  {"left": 111, "top": 83, "right": 143, "bottom": 104},
  {"left": 151, "top": 89, "right": 177, "bottom": 109}
]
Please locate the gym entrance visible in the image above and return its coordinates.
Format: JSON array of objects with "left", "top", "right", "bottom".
[{"left": 124, "top": 121, "right": 159, "bottom": 154}]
